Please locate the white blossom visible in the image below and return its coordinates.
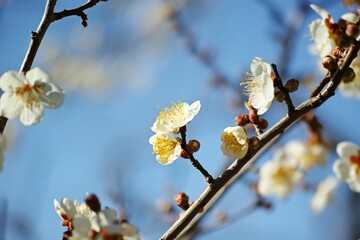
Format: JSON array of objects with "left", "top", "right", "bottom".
[
  {"left": 149, "top": 132, "right": 182, "bottom": 165},
  {"left": 243, "top": 57, "right": 274, "bottom": 115},
  {"left": 339, "top": 58, "right": 360, "bottom": 98},
  {"left": 151, "top": 100, "right": 201, "bottom": 133},
  {"left": 258, "top": 158, "right": 304, "bottom": 198},
  {"left": 333, "top": 141, "right": 360, "bottom": 192},
  {"left": 277, "top": 140, "right": 328, "bottom": 170},
  {"left": 54, "top": 198, "right": 77, "bottom": 223},
  {"left": 220, "top": 126, "right": 248, "bottom": 159},
  {"left": 0, "top": 67, "right": 64, "bottom": 126},
  {"left": 311, "top": 176, "right": 338, "bottom": 213}
]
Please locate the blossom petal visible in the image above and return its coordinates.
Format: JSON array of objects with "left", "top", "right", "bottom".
[
  {"left": 26, "top": 67, "right": 51, "bottom": 85},
  {"left": 0, "top": 71, "right": 24, "bottom": 91},
  {"left": 19, "top": 104, "right": 44, "bottom": 126},
  {"left": 310, "top": 4, "right": 331, "bottom": 20},
  {"left": 336, "top": 141, "right": 358, "bottom": 159},
  {"left": 333, "top": 159, "right": 351, "bottom": 181},
  {"left": 41, "top": 83, "right": 65, "bottom": 108},
  {"left": 0, "top": 92, "right": 23, "bottom": 119}
]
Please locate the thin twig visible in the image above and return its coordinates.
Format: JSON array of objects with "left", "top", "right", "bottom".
[
  {"left": 160, "top": 40, "right": 360, "bottom": 240},
  {"left": 271, "top": 64, "right": 295, "bottom": 114},
  {"left": 0, "top": 0, "right": 104, "bottom": 134},
  {"left": 180, "top": 128, "right": 214, "bottom": 184}
]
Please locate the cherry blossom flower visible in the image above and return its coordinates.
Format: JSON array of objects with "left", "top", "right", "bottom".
[
  {"left": 151, "top": 100, "right": 201, "bottom": 133},
  {"left": 258, "top": 158, "right": 304, "bottom": 198},
  {"left": 149, "top": 132, "right": 182, "bottom": 165},
  {"left": 0, "top": 134, "right": 7, "bottom": 172},
  {"left": 54, "top": 198, "right": 78, "bottom": 229},
  {"left": 220, "top": 126, "right": 248, "bottom": 159},
  {"left": 311, "top": 176, "right": 338, "bottom": 213},
  {"left": 339, "top": 58, "right": 360, "bottom": 98},
  {"left": 276, "top": 140, "right": 328, "bottom": 170},
  {"left": 333, "top": 141, "right": 360, "bottom": 192},
  {"left": 0, "top": 67, "right": 65, "bottom": 126},
  {"left": 243, "top": 57, "right": 274, "bottom": 115}
]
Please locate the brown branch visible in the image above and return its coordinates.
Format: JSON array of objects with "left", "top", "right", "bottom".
[
  {"left": 0, "top": 0, "right": 104, "bottom": 134},
  {"left": 160, "top": 40, "right": 360, "bottom": 240},
  {"left": 180, "top": 127, "right": 214, "bottom": 184},
  {"left": 272, "top": 64, "right": 295, "bottom": 114}
]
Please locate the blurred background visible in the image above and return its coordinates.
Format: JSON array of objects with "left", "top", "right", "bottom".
[{"left": 0, "top": 0, "right": 360, "bottom": 239}]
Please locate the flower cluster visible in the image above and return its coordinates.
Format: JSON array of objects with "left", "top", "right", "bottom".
[
  {"left": 0, "top": 67, "right": 65, "bottom": 126},
  {"left": 54, "top": 194, "right": 139, "bottom": 240},
  {"left": 309, "top": 4, "right": 360, "bottom": 98},
  {"left": 149, "top": 100, "right": 201, "bottom": 164}
]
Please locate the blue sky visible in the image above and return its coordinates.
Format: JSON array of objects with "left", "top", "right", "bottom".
[{"left": 0, "top": 0, "right": 359, "bottom": 239}]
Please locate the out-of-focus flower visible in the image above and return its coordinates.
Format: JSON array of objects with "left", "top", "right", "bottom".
[
  {"left": 309, "top": 4, "right": 336, "bottom": 57},
  {"left": 243, "top": 57, "right": 274, "bottom": 115},
  {"left": 277, "top": 140, "right": 328, "bottom": 170},
  {"left": 258, "top": 158, "right": 304, "bottom": 198},
  {"left": 333, "top": 141, "right": 360, "bottom": 192},
  {"left": 220, "top": 126, "right": 248, "bottom": 159},
  {"left": 54, "top": 198, "right": 77, "bottom": 229},
  {"left": 151, "top": 100, "right": 201, "bottom": 133},
  {"left": 0, "top": 134, "right": 6, "bottom": 172},
  {"left": 311, "top": 176, "right": 338, "bottom": 213},
  {"left": 149, "top": 132, "right": 182, "bottom": 165},
  {"left": 0, "top": 68, "right": 64, "bottom": 126}
]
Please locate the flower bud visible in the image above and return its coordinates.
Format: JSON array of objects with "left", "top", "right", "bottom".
[
  {"left": 274, "top": 91, "right": 286, "bottom": 102},
  {"left": 284, "top": 79, "right": 299, "bottom": 92},
  {"left": 85, "top": 193, "right": 101, "bottom": 212},
  {"left": 249, "top": 110, "right": 260, "bottom": 124},
  {"left": 174, "top": 192, "right": 190, "bottom": 210},
  {"left": 234, "top": 114, "right": 250, "bottom": 126},
  {"left": 248, "top": 136, "right": 260, "bottom": 149},
  {"left": 258, "top": 119, "right": 268, "bottom": 129},
  {"left": 333, "top": 47, "right": 345, "bottom": 58},
  {"left": 322, "top": 55, "right": 337, "bottom": 72},
  {"left": 186, "top": 140, "right": 200, "bottom": 153},
  {"left": 346, "top": 23, "right": 359, "bottom": 37},
  {"left": 342, "top": 67, "right": 356, "bottom": 83}
]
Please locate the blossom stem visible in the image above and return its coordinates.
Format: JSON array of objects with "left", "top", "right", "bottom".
[
  {"left": 0, "top": 0, "right": 105, "bottom": 134},
  {"left": 271, "top": 64, "right": 295, "bottom": 114},
  {"left": 179, "top": 127, "right": 214, "bottom": 184},
  {"left": 160, "top": 40, "right": 360, "bottom": 240}
]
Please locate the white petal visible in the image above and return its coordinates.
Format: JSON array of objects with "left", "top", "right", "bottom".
[
  {"left": 348, "top": 180, "right": 360, "bottom": 192},
  {"left": 341, "top": 13, "right": 358, "bottom": 24},
  {"left": 0, "top": 93, "right": 23, "bottom": 119},
  {"left": 19, "top": 104, "right": 44, "bottom": 126},
  {"left": 41, "top": 83, "right": 65, "bottom": 108},
  {"left": 310, "top": 4, "right": 331, "bottom": 20},
  {"left": 25, "top": 67, "right": 51, "bottom": 84},
  {"left": 0, "top": 71, "right": 24, "bottom": 91},
  {"left": 336, "top": 141, "right": 359, "bottom": 159},
  {"left": 333, "top": 159, "right": 351, "bottom": 181},
  {"left": 72, "top": 214, "right": 91, "bottom": 237}
]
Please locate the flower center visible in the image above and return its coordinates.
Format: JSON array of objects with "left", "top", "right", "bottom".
[
  {"left": 15, "top": 83, "right": 43, "bottom": 107},
  {"left": 349, "top": 150, "right": 360, "bottom": 173},
  {"left": 222, "top": 132, "right": 242, "bottom": 151},
  {"left": 158, "top": 101, "right": 184, "bottom": 124},
  {"left": 153, "top": 137, "right": 178, "bottom": 160},
  {"left": 271, "top": 167, "right": 295, "bottom": 184}
]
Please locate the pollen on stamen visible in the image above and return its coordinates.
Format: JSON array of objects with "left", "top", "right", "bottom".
[{"left": 157, "top": 100, "right": 184, "bottom": 122}]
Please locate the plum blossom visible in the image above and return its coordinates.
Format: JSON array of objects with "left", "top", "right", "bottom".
[
  {"left": 149, "top": 132, "right": 182, "bottom": 165},
  {"left": 333, "top": 141, "right": 360, "bottom": 192},
  {"left": 220, "top": 126, "right": 248, "bottom": 159},
  {"left": 151, "top": 100, "right": 201, "bottom": 133},
  {"left": 0, "top": 67, "right": 64, "bottom": 126},
  {"left": 311, "top": 176, "right": 338, "bottom": 213},
  {"left": 339, "top": 58, "right": 360, "bottom": 98},
  {"left": 258, "top": 158, "right": 304, "bottom": 198},
  {"left": 243, "top": 57, "right": 274, "bottom": 115},
  {"left": 276, "top": 140, "right": 328, "bottom": 170}
]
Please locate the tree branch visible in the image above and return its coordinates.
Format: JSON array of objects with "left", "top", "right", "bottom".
[{"left": 160, "top": 40, "right": 360, "bottom": 240}]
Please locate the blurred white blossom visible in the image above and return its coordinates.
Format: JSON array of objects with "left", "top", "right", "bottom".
[
  {"left": 151, "top": 100, "right": 201, "bottom": 133},
  {"left": 339, "top": 58, "right": 360, "bottom": 98},
  {"left": 0, "top": 68, "right": 64, "bottom": 126},
  {"left": 333, "top": 141, "right": 360, "bottom": 192},
  {"left": 311, "top": 176, "right": 338, "bottom": 213},
  {"left": 258, "top": 158, "right": 304, "bottom": 198},
  {"left": 149, "top": 132, "right": 182, "bottom": 165},
  {"left": 220, "top": 126, "right": 248, "bottom": 159},
  {"left": 243, "top": 57, "right": 274, "bottom": 115}
]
